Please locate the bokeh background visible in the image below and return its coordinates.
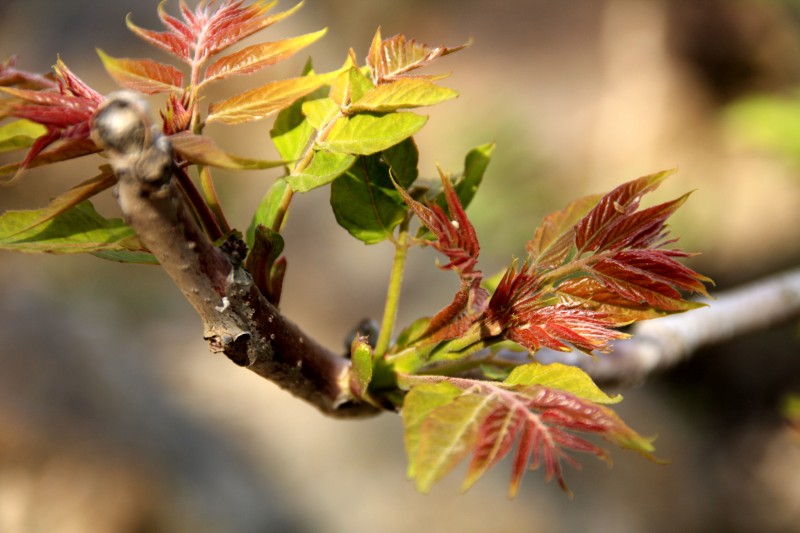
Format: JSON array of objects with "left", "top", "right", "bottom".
[{"left": 2, "top": 1, "right": 800, "bottom": 531}]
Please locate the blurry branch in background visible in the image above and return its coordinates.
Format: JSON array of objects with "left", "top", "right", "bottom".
[
  {"left": 91, "top": 92, "right": 379, "bottom": 419},
  {"left": 537, "top": 267, "right": 800, "bottom": 386}
]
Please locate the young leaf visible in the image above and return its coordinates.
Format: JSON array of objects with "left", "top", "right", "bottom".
[
  {"left": 0, "top": 201, "right": 154, "bottom": 263},
  {"left": 350, "top": 336, "right": 374, "bottom": 400},
  {"left": 402, "top": 376, "right": 655, "bottom": 497},
  {"left": 203, "top": 29, "right": 327, "bottom": 84},
  {"left": 0, "top": 119, "right": 47, "bottom": 153},
  {"left": 300, "top": 97, "right": 339, "bottom": 130},
  {"left": 169, "top": 131, "right": 283, "bottom": 170},
  {"left": 330, "top": 154, "right": 407, "bottom": 244},
  {"left": 207, "top": 71, "right": 340, "bottom": 125},
  {"left": 286, "top": 150, "right": 355, "bottom": 192},
  {"left": 367, "top": 28, "right": 468, "bottom": 84},
  {"left": 454, "top": 142, "right": 495, "bottom": 209},
  {"left": 330, "top": 65, "right": 375, "bottom": 109},
  {"left": 96, "top": 49, "right": 183, "bottom": 94},
  {"left": 245, "top": 224, "right": 285, "bottom": 305},
  {"left": 127, "top": 0, "right": 303, "bottom": 65},
  {"left": 0, "top": 58, "right": 102, "bottom": 179},
  {"left": 502, "top": 362, "right": 621, "bottom": 404},
  {"left": 349, "top": 78, "right": 458, "bottom": 114},
  {"left": 575, "top": 169, "right": 673, "bottom": 254},
  {"left": 269, "top": 60, "right": 326, "bottom": 163},
  {"left": 410, "top": 390, "right": 492, "bottom": 492},
  {"left": 317, "top": 112, "right": 427, "bottom": 156},
  {"left": 1, "top": 167, "right": 117, "bottom": 238},
  {"left": 247, "top": 177, "right": 289, "bottom": 242}
]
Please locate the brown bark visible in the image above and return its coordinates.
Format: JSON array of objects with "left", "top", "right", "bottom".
[{"left": 91, "top": 91, "right": 379, "bottom": 418}]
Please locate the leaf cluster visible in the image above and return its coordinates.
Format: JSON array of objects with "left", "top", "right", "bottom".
[{"left": 0, "top": 1, "right": 711, "bottom": 497}]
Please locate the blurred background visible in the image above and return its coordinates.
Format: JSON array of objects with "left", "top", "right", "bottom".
[{"left": 1, "top": 0, "right": 800, "bottom": 531}]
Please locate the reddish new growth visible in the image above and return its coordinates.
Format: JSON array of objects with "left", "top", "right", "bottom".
[{"left": 1, "top": 59, "right": 103, "bottom": 180}]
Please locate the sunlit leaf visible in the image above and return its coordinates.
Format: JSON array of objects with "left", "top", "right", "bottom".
[
  {"left": 207, "top": 71, "right": 340, "bottom": 125},
  {"left": 317, "top": 112, "right": 427, "bottom": 155},
  {"left": 203, "top": 29, "right": 327, "bottom": 84},
  {"left": 330, "top": 65, "right": 374, "bottom": 109},
  {"left": 0, "top": 119, "right": 47, "bottom": 153},
  {"left": 367, "top": 28, "right": 468, "bottom": 84},
  {"left": 301, "top": 97, "right": 339, "bottom": 130},
  {"left": 503, "top": 362, "right": 621, "bottom": 404},
  {"left": 286, "top": 150, "right": 355, "bottom": 192},
  {"left": 349, "top": 78, "right": 458, "bottom": 113},
  {"left": 526, "top": 192, "right": 601, "bottom": 270},
  {"left": 247, "top": 177, "right": 289, "bottom": 239},
  {"left": 0, "top": 201, "right": 154, "bottom": 263},
  {"left": 97, "top": 49, "right": 183, "bottom": 94},
  {"left": 454, "top": 142, "right": 495, "bottom": 209},
  {"left": 169, "top": 131, "right": 283, "bottom": 170},
  {"left": 270, "top": 60, "right": 326, "bottom": 164},
  {"left": 1, "top": 167, "right": 117, "bottom": 238}
]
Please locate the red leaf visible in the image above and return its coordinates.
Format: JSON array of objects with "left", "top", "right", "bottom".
[
  {"left": 98, "top": 50, "right": 183, "bottom": 94},
  {"left": 126, "top": 13, "right": 191, "bottom": 62},
  {"left": 396, "top": 170, "right": 486, "bottom": 341},
  {"left": 367, "top": 27, "right": 468, "bottom": 84},
  {"left": 0, "top": 59, "right": 102, "bottom": 180},
  {"left": 575, "top": 169, "right": 672, "bottom": 253}
]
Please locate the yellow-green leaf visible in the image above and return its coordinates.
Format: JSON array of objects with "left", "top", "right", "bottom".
[
  {"left": 317, "top": 112, "right": 427, "bottom": 155},
  {"left": 402, "top": 382, "right": 463, "bottom": 478},
  {"left": 0, "top": 201, "right": 155, "bottom": 263},
  {"left": 207, "top": 71, "right": 340, "bottom": 125},
  {"left": 97, "top": 49, "right": 183, "bottom": 94},
  {"left": 349, "top": 78, "right": 458, "bottom": 113},
  {"left": 0, "top": 120, "right": 47, "bottom": 153},
  {"left": 286, "top": 150, "right": 354, "bottom": 192},
  {"left": 301, "top": 97, "right": 339, "bottom": 130},
  {"left": 503, "top": 362, "right": 621, "bottom": 404},
  {"left": 203, "top": 29, "right": 327, "bottom": 84}
]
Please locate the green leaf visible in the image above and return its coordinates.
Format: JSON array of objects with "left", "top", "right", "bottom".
[
  {"left": 381, "top": 137, "right": 419, "bottom": 188},
  {"left": 301, "top": 97, "right": 339, "bottom": 130},
  {"left": 0, "top": 201, "right": 155, "bottom": 263},
  {"left": 402, "top": 382, "right": 463, "bottom": 478},
  {"left": 350, "top": 337, "right": 374, "bottom": 399},
  {"left": 208, "top": 70, "right": 340, "bottom": 125},
  {"left": 247, "top": 177, "right": 289, "bottom": 243},
  {"left": 2, "top": 167, "right": 117, "bottom": 238},
  {"left": 349, "top": 78, "right": 458, "bottom": 113},
  {"left": 329, "top": 154, "right": 407, "bottom": 244},
  {"left": 269, "top": 61, "right": 327, "bottom": 164},
  {"left": 286, "top": 150, "right": 355, "bottom": 192},
  {"left": 330, "top": 66, "right": 374, "bottom": 108},
  {"left": 412, "top": 392, "right": 492, "bottom": 492},
  {"left": 203, "top": 29, "right": 327, "bottom": 84},
  {"left": 394, "top": 316, "right": 431, "bottom": 349},
  {"left": 455, "top": 142, "right": 495, "bottom": 208},
  {"left": 0, "top": 120, "right": 47, "bottom": 153},
  {"left": 503, "top": 362, "right": 621, "bottom": 404},
  {"left": 97, "top": 49, "right": 183, "bottom": 94},
  {"left": 317, "top": 112, "right": 428, "bottom": 155},
  {"left": 169, "top": 132, "right": 284, "bottom": 170}
]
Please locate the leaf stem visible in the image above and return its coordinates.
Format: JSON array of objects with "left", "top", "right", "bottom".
[
  {"left": 198, "top": 165, "right": 231, "bottom": 235},
  {"left": 375, "top": 224, "right": 410, "bottom": 357}
]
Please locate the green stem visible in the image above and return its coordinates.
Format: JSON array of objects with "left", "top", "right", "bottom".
[{"left": 374, "top": 226, "right": 410, "bottom": 357}]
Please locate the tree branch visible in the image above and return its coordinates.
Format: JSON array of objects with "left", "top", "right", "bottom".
[
  {"left": 536, "top": 267, "right": 800, "bottom": 385},
  {"left": 91, "top": 91, "right": 379, "bottom": 418}
]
